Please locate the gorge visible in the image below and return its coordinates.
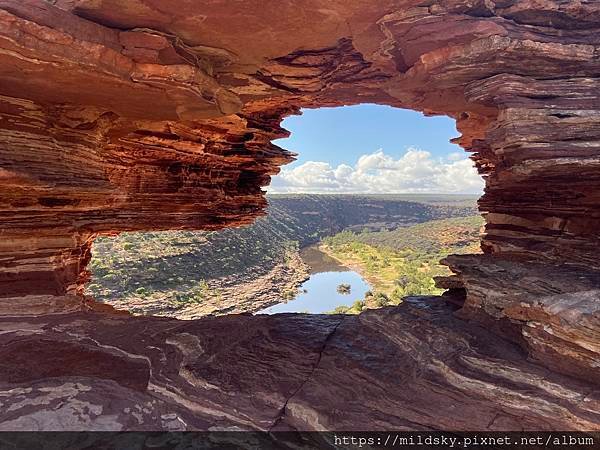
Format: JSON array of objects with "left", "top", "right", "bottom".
[
  {"left": 86, "top": 195, "right": 479, "bottom": 317},
  {"left": 0, "top": 0, "right": 599, "bottom": 434}
]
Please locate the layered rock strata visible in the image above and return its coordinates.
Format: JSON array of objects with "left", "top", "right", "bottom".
[
  {"left": 1, "top": 298, "right": 598, "bottom": 431},
  {"left": 0, "top": 0, "right": 599, "bottom": 430}
]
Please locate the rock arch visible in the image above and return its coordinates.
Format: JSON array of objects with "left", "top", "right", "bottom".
[{"left": 0, "top": 0, "right": 598, "bottom": 431}]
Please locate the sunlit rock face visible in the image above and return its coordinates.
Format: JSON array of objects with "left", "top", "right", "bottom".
[{"left": 0, "top": 0, "right": 599, "bottom": 431}]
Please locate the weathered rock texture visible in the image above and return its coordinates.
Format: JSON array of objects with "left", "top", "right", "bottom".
[
  {"left": 1, "top": 297, "right": 598, "bottom": 431},
  {"left": 0, "top": 0, "right": 599, "bottom": 430}
]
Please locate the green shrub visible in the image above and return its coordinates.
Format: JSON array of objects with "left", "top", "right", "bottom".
[
  {"left": 282, "top": 290, "right": 296, "bottom": 300},
  {"left": 372, "top": 292, "right": 390, "bottom": 307},
  {"left": 351, "top": 300, "right": 365, "bottom": 312},
  {"left": 330, "top": 305, "right": 350, "bottom": 314}
]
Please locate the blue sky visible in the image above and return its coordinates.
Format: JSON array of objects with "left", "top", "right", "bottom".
[
  {"left": 269, "top": 104, "right": 484, "bottom": 194},
  {"left": 274, "top": 104, "right": 461, "bottom": 168}
]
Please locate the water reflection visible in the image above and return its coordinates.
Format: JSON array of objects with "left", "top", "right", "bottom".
[
  {"left": 299, "top": 245, "right": 348, "bottom": 273},
  {"left": 257, "top": 245, "right": 370, "bottom": 314}
]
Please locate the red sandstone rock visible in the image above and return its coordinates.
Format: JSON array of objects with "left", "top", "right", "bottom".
[
  {"left": 0, "top": 298, "right": 598, "bottom": 431},
  {"left": 0, "top": 0, "right": 599, "bottom": 431},
  {"left": 443, "top": 254, "right": 600, "bottom": 385}
]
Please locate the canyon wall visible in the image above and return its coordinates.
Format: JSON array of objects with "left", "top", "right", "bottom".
[{"left": 0, "top": 0, "right": 598, "bottom": 431}]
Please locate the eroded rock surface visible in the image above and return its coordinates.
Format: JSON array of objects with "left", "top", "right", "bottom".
[
  {"left": 0, "top": 0, "right": 599, "bottom": 430},
  {"left": 444, "top": 255, "right": 600, "bottom": 385},
  {"left": 1, "top": 298, "right": 598, "bottom": 431}
]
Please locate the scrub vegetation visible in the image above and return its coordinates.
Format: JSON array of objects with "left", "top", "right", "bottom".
[
  {"left": 321, "top": 215, "right": 484, "bottom": 313},
  {"left": 87, "top": 194, "right": 480, "bottom": 315}
]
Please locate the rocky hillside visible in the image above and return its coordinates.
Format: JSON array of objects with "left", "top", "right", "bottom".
[
  {"left": 87, "top": 194, "right": 477, "bottom": 316},
  {"left": 350, "top": 215, "right": 484, "bottom": 254}
]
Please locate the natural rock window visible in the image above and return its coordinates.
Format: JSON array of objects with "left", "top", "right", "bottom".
[
  {"left": 86, "top": 105, "right": 484, "bottom": 318},
  {"left": 1, "top": 0, "right": 598, "bottom": 433}
]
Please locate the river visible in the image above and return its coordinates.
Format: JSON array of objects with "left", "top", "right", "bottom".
[{"left": 257, "top": 245, "right": 371, "bottom": 314}]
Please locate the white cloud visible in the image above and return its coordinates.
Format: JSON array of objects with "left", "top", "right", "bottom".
[
  {"left": 447, "top": 152, "right": 465, "bottom": 161},
  {"left": 268, "top": 148, "right": 484, "bottom": 194}
]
